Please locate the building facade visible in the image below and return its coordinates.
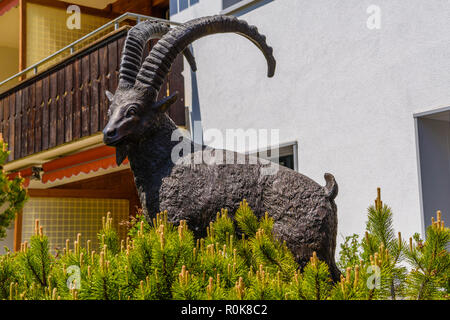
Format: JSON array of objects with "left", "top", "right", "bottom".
[
  {"left": 0, "top": 0, "right": 449, "bottom": 254},
  {"left": 0, "top": 0, "right": 185, "bottom": 253},
  {"left": 171, "top": 0, "right": 450, "bottom": 243}
]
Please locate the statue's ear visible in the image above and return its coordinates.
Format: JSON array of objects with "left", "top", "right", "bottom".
[
  {"left": 153, "top": 92, "right": 178, "bottom": 113},
  {"left": 105, "top": 90, "right": 114, "bottom": 102}
]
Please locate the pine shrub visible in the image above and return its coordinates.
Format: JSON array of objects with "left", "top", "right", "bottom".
[
  {"left": 0, "top": 136, "right": 27, "bottom": 241},
  {"left": 0, "top": 191, "right": 448, "bottom": 300}
]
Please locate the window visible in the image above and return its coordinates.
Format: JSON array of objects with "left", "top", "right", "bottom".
[
  {"left": 279, "top": 154, "right": 294, "bottom": 170},
  {"left": 248, "top": 141, "right": 298, "bottom": 171},
  {"left": 170, "top": 0, "right": 200, "bottom": 16},
  {"left": 179, "top": 0, "right": 189, "bottom": 11},
  {"left": 415, "top": 107, "right": 450, "bottom": 235},
  {"left": 21, "top": 197, "right": 129, "bottom": 254},
  {"left": 26, "top": 2, "right": 110, "bottom": 70},
  {"left": 170, "top": 0, "right": 178, "bottom": 16},
  {"left": 223, "top": 0, "right": 244, "bottom": 9}
]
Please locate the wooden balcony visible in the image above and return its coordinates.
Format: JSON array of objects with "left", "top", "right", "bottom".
[{"left": 0, "top": 26, "right": 186, "bottom": 163}]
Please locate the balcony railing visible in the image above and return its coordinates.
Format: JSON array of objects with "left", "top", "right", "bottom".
[
  {"left": 0, "top": 13, "right": 181, "bottom": 89},
  {"left": 0, "top": 13, "right": 187, "bottom": 163}
]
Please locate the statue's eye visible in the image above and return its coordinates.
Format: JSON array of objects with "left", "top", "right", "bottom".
[{"left": 126, "top": 105, "right": 139, "bottom": 118}]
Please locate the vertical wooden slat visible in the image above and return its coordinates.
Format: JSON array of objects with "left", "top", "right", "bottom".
[
  {"left": 73, "top": 59, "right": 82, "bottom": 139},
  {"left": 81, "top": 55, "right": 90, "bottom": 137},
  {"left": 3, "top": 96, "right": 9, "bottom": 152},
  {"left": 20, "top": 87, "right": 28, "bottom": 158},
  {"left": 3, "top": 95, "right": 8, "bottom": 125},
  {"left": 49, "top": 72, "right": 58, "bottom": 148},
  {"left": 57, "top": 68, "right": 65, "bottom": 145},
  {"left": 42, "top": 76, "right": 49, "bottom": 150},
  {"left": 64, "top": 63, "right": 73, "bottom": 143},
  {"left": 90, "top": 50, "right": 99, "bottom": 134},
  {"left": 115, "top": 37, "right": 122, "bottom": 85},
  {"left": 107, "top": 40, "right": 118, "bottom": 93},
  {"left": 117, "top": 36, "right": 125, "bottom": 63},
  {"left": 99, "top": 45, "right": 109, "bottom": 129},
  {"left": 27, "top": 83, "right": 35, "bottom": 156},
  {"left": 14, "top": 91, "right": 22, "bottom": 160},
  {"left": 9, "top": 93, "right": 15, "bottom": 161},
  {"left": 167, "top": 55, "right": 186, "bottom": 126},
  {"left": 35, "top": 79, "right": 43, "bottom": 152}
]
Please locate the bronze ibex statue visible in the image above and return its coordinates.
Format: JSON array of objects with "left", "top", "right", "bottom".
[{"left": 103, "top": 15, "right": 340, "bottom": 280}]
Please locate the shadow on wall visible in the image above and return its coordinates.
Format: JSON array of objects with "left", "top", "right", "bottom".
[{"left": 189, "top": 46, "right": 204, "bottom": 145}]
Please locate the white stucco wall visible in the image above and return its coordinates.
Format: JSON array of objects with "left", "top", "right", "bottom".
[{"left": 172, "top": 0, "right": 450, "bottom": 245}]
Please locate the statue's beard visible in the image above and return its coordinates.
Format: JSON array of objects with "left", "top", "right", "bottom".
[{"left": 115, "top": 142, "right": 128, "bottom": 166}]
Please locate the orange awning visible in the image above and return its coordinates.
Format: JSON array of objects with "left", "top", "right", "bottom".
[
  {"left": 8, "top": 145, "right": 128, "bottom": 186},
  {"left": 41, "top": 145, "right": 128, "bottom": 184},
  {"left": 0, "top": 0, "right": 18, "bottom": 16},
  {"left": 7, "top": 167, "right": 32, "bottom": 187}
]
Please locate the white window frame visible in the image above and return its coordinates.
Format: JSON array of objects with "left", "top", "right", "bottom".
[
  {"left": 246, "top": 141, "right": 298, "bottom": 172},
  {"left": 221, "top": 0, "right": 267, "bottom": 15},
  {"left": 414, "top": 105, "right": 450, "bottom": 237}
]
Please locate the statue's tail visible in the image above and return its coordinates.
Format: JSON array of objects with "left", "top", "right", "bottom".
[{"left": 323, "top": 173, "right": 338, "bottom": 200}]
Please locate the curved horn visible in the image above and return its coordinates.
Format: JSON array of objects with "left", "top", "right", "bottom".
[
  {"left": 119, "top": 20, "right": 197, "bottom": 87},
  {"left": 135, "top": 15, "right": 276, "bottom": 97}
]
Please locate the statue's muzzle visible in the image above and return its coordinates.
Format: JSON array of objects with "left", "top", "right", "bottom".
[{"left": 103, "top": 126, "right": 120, "bottom": 145}]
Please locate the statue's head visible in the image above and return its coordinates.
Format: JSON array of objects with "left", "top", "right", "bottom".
[
  {"left": 103, "top": 85, "right": 177, "bottom": 148},
  {"left": 103, "top": 16, "right": 276, "bottom": 165}
]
